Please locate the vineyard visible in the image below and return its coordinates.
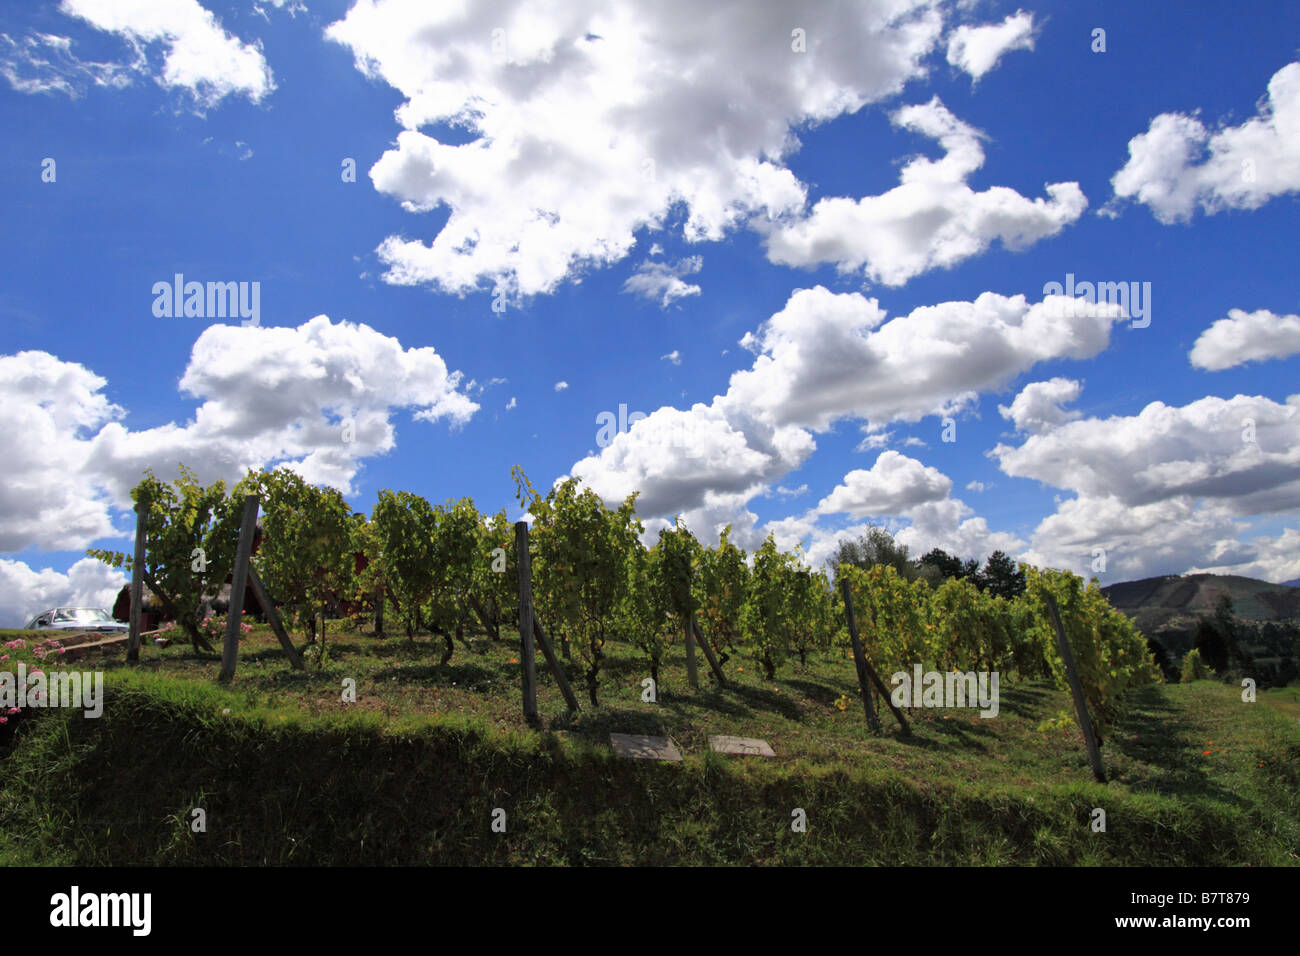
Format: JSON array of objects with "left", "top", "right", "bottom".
[
  {"left": 84, "top": 463, "right": 1161, "bottom": 737},
  {"left": 0, "top": 464, "right": 1296, "bottom": 866}
]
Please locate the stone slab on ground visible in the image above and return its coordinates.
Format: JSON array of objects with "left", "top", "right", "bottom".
[
  {"left": 708, "top": 735, "right": 776, "bottom": 757},
  {"left": 609, "top": 733, "right": 683, "bottom": 762}
]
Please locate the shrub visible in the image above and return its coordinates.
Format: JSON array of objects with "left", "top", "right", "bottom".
[{"left": 1180, "top": 647, "right": 1213, "bottom": 683}]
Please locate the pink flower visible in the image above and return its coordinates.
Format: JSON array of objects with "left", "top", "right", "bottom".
[
  {"left": 29, "top": 669, "right": 43, "bottom": 676},
  {"left": 5, "top": 707, "right": 17, "bottom": 714},
  {"left": 57, "top": 648, "right": 66, "bottom": 655},
  {"left": 0, "top": 717, "right": 7, "bottom": 724},
  {"left": 0, "top": 655, "right": 8, "bottom": 662}
]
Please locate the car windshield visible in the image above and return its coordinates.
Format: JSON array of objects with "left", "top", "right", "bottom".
[{"left": 52, "top": 608, "right": 112, "bottom": 623}]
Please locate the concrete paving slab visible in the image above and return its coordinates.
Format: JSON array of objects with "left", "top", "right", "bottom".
[
  {"left": 610, "top": 733, "right": 683, "bottom": 761},
  {"left": 708, "top": 735, "right": 775, "bottom": 757}
]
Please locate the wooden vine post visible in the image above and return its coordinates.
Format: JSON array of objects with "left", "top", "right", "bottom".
[
  {"left": 840, "top": 578, "right": 911, "bottom": 736},
  {"left": 515, "top": 521, "right": 541, "bottom": 728},
  {"left": 691, "top": 615, "right": 727, "bottom": 686},
  {"left": 683, "top": 611, "right": 699, "bottom": 689},
  {"left": 839, "top": 577, "right": 879, "bottom": 731},
  {"left": 218, "top": 494, "right": 259, "bottom": 683},
  {"left": 514, "top": 521, "right": 580, "bottom": 725},
  {"left": 1044, "top": 593, "right": 1107, "bottom": 783},
  {"left": 127, "top": 493, "right": 149, "bottom": 664}
]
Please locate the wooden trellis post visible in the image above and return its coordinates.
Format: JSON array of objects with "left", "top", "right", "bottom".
[
  {"left": 218, "top": 495, "right": 259, "bottom": 683},
  {"left": 840, "top": 578, "right": 911, "bottom": 736},
  {"left": 127, "top": 494, "right": 149, "bottom": 663},
  {"left": 691, "top": 615, "right": 727, "bottom": 686},
  {"left": 683, "top": 611, "right": 699, "bottom": 689},
  {"left": 515, "top": 521, "right": 541, "bottom": 728},
  {"left": 1044, "top": 593, "right": 1107, "bottom": 783},
  {"left": 840, "top": 577, "right": 879, "bottom": 731}
]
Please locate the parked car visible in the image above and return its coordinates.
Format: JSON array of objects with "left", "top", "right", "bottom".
[{"left": 24, "top": 607, "right": 130, "bottom": 633}]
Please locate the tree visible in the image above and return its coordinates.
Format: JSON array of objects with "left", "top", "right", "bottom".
[
  {"left": 1180, "top": 647, "right": 1212, "bottom": 682},
  {"left": 978, "top": 551, "right": 1026, "bottom": 600},
  {"left": 1193, "top": 617, "right": 1229, "bottom": 673},
  {"left": 828, "top": 526, "right": 922, "bottom": 581},
  {"left": 1145, "top": 636, "right": 1177, "bottom": 682},
  {"left": 1212, "top": 593, "right": 1252, "bottom": 671},
  {"left": 919, "top": 548, "right": 963, "bottom": 580}
]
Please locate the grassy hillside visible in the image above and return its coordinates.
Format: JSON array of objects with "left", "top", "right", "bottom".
[{"left": 2, "top": 625, "right": 1297, "bottom": 865}]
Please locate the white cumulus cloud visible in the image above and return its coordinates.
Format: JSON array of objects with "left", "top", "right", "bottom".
[
  {"left": 998, "top": 377, "right": 1084, "bottom": 434},
  {"left": 1189, "top": 308, "right": 1300, "bottom": 371},
  {"left": 763, "top": 97, "right": 1086, "bottom": 286},
  {"left": 564, "top": 285, "right": 1117, "bottom": 547},
  {"left": 0, "top": 317, "right": 479, "bottom": 553},
  {"left": 55, "top": 0, "right": 275, "bottom": 109},
  {"left": 992, "top": 390, "right": 1300, "bottom": 515},
  {"left": 1110, "top": 61, "right": 1300, "bottom": 223},
  {"left": 623, "top": 257, "right": 702, "bottom": 307},
  {"left": 945, "top": 9, "right": 1036, "bottom": 81},
  {"left": 815, "top": 450, "right": 952, "bottom": 517},
  {"left": 325, "top": 0, "right": 944, "bottom": 297}
]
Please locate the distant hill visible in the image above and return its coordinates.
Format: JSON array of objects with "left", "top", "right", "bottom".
[
  {"left": 1103, "top": 573, "right": 1300, "bottom": 628},
  {"left": 1283, "top": 578, "right": 1300, "bottom": 588},
  {"left": 1103, "top": 573, "right": 1300, "bottom": 671}
]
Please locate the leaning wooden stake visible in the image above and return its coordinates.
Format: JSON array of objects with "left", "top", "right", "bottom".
[
  {"left": 514, "top": 521, "right": 541, "bottom": 729},
  {"left": 691, "top": 616, "right": 727, "bottom": 686},
  {"left": 1045, "top": 593, "right": 1107, "bottom": 784},
  {"left": 683, "top": 613, "right": 699, "bottom": 689},
  {"left": 533, "top": 617, "right": 581, "bottom": 714},
  {"left": 127, "top": 495, "right": 149, "bottom": 663},
  {"left": 218, "top": 495, "right": 259, "bottom": 683},
  {"left": 246, "top": 565, "right": 305, "bottom": 670},
  {"left": 839, "top": 578, "right": 880, "bottom": 731}
]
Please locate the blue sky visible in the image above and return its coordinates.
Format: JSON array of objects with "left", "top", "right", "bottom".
[{"left": 2, "top": 0, "right": 1299, "bottom": 625}]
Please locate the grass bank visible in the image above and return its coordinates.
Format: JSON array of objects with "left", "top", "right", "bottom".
[{"left": 2, "top": 626, "right": 1296, "bottom": 865}]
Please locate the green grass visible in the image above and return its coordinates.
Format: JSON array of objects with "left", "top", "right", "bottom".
[{"left": 2, "top": 624, "right": 1297, "bottom": 865}]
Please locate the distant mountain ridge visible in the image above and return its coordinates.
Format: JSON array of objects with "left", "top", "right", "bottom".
[{"left": 1102, "top": 573, "right": 1300, "bottom": 635}]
